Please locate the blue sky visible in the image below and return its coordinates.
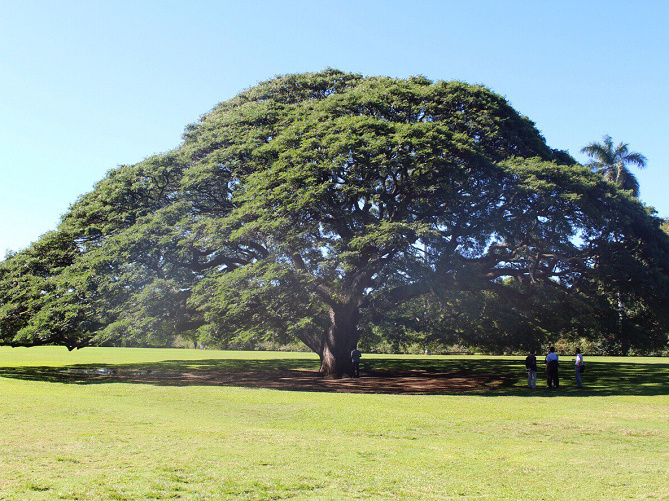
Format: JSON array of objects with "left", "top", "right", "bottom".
[{"left": 1, "top": 0, "right": 668, "bottom": 256}]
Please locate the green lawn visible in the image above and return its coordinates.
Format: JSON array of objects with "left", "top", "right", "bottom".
[{"left": 0, "top": 347, "right": 667, "bottom": 500}]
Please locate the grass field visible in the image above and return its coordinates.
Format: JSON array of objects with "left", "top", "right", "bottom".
[{"left": 0, "top": 347, "right": 667, "bottom": 500}]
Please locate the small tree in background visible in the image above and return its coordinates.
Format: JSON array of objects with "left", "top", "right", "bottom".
[{"left": 580, "top": 134, "right": 647, "bottom": 197}]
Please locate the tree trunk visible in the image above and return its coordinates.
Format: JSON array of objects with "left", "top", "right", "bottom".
[
  {"left": 319, "top": 303, "right": 361, "bottom": 378},
  {"left": 617, "top": 289, "right": 630, "bottom": 355}
]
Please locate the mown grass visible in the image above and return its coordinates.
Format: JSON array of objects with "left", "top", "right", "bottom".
[{"left": 0, "top": 347, "right": 668, "bottom": 500}]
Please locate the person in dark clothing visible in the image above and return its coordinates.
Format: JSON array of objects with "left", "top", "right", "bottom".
[
  {"left": 350, "top": 347, "right": 362, "bottom": 378},
  {"left": 525, "top": 349, "right": 538, "bottom": 388},
  {"left": 545, "top": 346, "right": 559, "bottom": 388}
]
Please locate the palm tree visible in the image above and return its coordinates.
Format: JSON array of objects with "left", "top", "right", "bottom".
[
  {"left": 582, "top": 135, "right": 648, "bottom": 354},
  {"left": 580, "top": 134, "right": 647, "bottom": 197}
]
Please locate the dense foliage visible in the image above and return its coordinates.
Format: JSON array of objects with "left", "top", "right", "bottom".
[{"left": 2, "top": 70, "right": 668, "bottom": 374}]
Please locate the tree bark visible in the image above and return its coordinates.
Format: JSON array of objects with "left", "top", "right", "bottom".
[{"left": 319, "top": 302, "right": 361, "bottom": 378}]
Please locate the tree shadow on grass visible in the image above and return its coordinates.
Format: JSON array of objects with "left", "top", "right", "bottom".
[{"left": 0, "top": 357, "right": 666, "bottom": 396}]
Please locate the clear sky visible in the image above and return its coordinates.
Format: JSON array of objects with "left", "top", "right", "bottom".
[{"left": 1, "top": 0, "right": 668, "bottom": 257}]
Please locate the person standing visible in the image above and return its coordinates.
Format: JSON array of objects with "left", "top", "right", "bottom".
[
  {"left": 350, "top": 346, "right": 362, "bottom": 378},
  {"left": 525, "top": 349, "right": 538, "bottom": 389},
  {"left": 545, "top": 347, "right": 559, "bottom": 388},
  {"left": 574, "top": 348, "right": 584, "bottom": 388}
]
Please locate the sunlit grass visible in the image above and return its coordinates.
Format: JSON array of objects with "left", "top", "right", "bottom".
[{"left": 1, "top": 347, "right": 668, "bottom": 500}]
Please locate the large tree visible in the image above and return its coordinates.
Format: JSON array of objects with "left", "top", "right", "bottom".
[
  {"left": 2, "top": 71, "right": 668, "bottom": 374},
  {"left": 580, "top": 134, "right": 647, "bottom": 197}
]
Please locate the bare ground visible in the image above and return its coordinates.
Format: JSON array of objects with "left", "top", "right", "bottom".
[{"left": 66, "top": 367, "right": 509, "bottom": 394}]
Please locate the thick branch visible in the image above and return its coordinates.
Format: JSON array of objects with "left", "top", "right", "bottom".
[{"left": 290, "top": 250, "right": 337, "bottom": 307}]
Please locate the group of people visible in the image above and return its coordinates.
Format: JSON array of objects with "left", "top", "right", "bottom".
[
  {"left": 350, "top": 345, "right": 586, "bottom": 387},
  {"left": 525, "top": 347, "right": 584, "bottom": 389}
]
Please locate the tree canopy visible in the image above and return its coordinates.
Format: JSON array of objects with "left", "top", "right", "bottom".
[{"left": 2, "top": 70, "right": 668, "bottom": 375}]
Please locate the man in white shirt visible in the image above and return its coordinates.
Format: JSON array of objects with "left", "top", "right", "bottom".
[
  {"left": 574, "top": 348, "right": 583, "bottom": 388},
  {"left": 545, "top": 347, "right": 559, "bottom": 388}
]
